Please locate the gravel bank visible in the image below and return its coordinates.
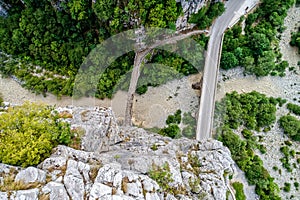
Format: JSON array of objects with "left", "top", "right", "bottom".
[{"left": 0, "top": 73, "right": 201, "bottom": 128}]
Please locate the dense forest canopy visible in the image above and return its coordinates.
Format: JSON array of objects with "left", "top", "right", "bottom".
[
  {"left": 221, "top": 0, "right": 295, "bottom": 76},
  {"left": 0, "top": 0, "right": 185, "bottom": 97}
]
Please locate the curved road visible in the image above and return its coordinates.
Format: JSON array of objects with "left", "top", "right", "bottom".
[{"left": 196, "top": 0, "right": 248, "bottom": 140}]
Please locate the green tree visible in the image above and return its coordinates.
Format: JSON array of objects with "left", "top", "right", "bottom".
[
  {"left": 250, "top": 32, "right": 271, "bottom": 56},
  {"left": 159, "top": 124, "right": 181, "bottom": 139},
  {"left": 220, "top": 52, "right": 238, "bottom": 70},
  {"left": 279, "top": 115, "right": 300, "bottom": 141},
  {"left": 287, "top": 103, "right": 300, "bottom": 116}
]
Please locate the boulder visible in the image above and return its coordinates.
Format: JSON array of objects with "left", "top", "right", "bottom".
[
  {"left": 42, "top": 182, "right": 69, "bottom": 200},
  {"left": 15, "top": 167, "right": 46, "bottom": 183},
  {"left": 63, "top": 160, "right": 85, "bottom": 200},
  {"left": 89, "top": 183, "right": 112, "bottom": 200},
  {"left": 10, "top": 188, "right": 39, "bottom": 200}
]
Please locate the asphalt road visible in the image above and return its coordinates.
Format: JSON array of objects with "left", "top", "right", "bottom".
[{"left": 196, "top": 0, "right": 246, "bottom": 140}]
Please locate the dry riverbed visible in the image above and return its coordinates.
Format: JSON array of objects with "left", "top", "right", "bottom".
[
  {"left": 218, "top": 6, "right": 300, "bottom": 200},
  {"left": 0, "top": 73, "right": 201, "bottom": 128}
]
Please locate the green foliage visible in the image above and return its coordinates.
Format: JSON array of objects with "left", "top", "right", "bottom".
[
  {"left": 166, "top": 109, "right": 182, "bottom": 125},
  {"left": 152, "top": 50, "right": 199, "bottom": 76},
  {"left": 0, "top": 0, "right": 182, "bottom": 98},
  {"left": 218, "top": 126, "right": 281, "bottom": 200},
  {"left": 279, "top": 145, "right": 293, "bottom": 172},
  {"left": 215, "top": 91, "right": 277, "bottom": 130},
  {"left": 220, "top": 52, "right": 238, "bottom": 70},
  {"left": 136, "top": 85, "right": 148, "bottom": 95},
  {"left": 290, "top": 27, "right": 300, "bottom": 54},
  {"left": 182, "top": 126, "right": 195, "bottom": 138},
  {"left": 0, "top": 92, "right": 3, "bottom": 105},
  {"left": 294, "top": 182, "right": 299, "bottom": 190},
  {"left": 0, "top": 102, "right": 71, "bottom": 167},
  {"left": 189, "top": 2, "right": 225, "bottom": 29},
  {"left": 287, "top": 103, "right": 300, "bottom": 116},
  {"left": 283, "top": 182, "right": 291, "bottom": 192},
  {"left": 151, "top": 144, "right": 158, "bottom": 151},
  {"left": 221, "top": 0, "right": 294, "bottom": 76},
  {"left": 159, "top": 110, "right": 182, "bottom": 138},
  {"left": 182, "top": 112, "right": 196, "bottom": 125},
  {"left": 216, "top": 91, "right": 283, "bottom": 199},
  {"left": 159, "top": 124, "right": 181, "bottom": 139},
  {"left": 232, "top": 182, "right": 246, "bottom": 200},
  {"left": 192, "top": 34, "right": 210, "bottom": 50},
  {"left": 279, "top": 115, "right": 300, "bottom": 141},
  {"left": 241, "top": 129, "right": 253, "bottom": 139},
  {"left": 148, "top": 162, "right": 174, "bottom": 193}
]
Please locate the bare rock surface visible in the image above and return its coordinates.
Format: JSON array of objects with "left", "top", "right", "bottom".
[
  {"left": 176, "top": 0, "right": 210, "bottom": 31},
  {"left": 15, "top": 167, "right": 46, "bottom": 184},
  {"left": 42, "top": 182, "right": 69, "bottom": 200},
  {"left": 10, "top": 188, "right": 39, "bottom": 200},
  {"left": 0, "top": 106, "right": 236, "bottom": 200}
]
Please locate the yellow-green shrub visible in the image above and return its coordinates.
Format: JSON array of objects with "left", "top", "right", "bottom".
[{"left": 0, "top": 102, "right": 71, "bottom": 167}]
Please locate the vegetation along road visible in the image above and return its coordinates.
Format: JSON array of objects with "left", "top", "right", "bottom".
[{"left": 196, "top": 0, "right": 257, "bottom": 140}]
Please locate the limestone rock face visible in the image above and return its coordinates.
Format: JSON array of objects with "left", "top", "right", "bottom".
[
  {"left": 0, "top": 107, "right": 236, "bottom": 200},
  {"left": 63, "top": 160, "right": 86, "bottom": 200},
  {"left": 42, "top": 182, "right": 69, "bottom": 200},
  {"left": 15, "top": 167, "right": 46, "bottom": 184},
  {"left": 58, "top": 106, "right": 122, "bottom": 152},
  {"left": 10, "top": 188, "right": 39, "bottom": 200},
  {"left": 175, "top": 0, "right": 221, "bottom": 31}
]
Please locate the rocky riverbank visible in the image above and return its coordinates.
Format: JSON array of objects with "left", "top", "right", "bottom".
[{"left": 216, "top": 5, "right": 300, "bottom": 199}]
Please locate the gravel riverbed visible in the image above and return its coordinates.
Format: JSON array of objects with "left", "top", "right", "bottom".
[{"left": 217, "top": 6, "right": 300, "bottom": 200}]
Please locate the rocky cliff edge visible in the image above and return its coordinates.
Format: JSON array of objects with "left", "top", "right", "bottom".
[{"left": 0, "top": 106, "right": 236, "bottom": 200}]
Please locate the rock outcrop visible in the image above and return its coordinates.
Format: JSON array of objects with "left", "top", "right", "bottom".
[
  {"left": 0, "top": 106, "right": 236, "bottom": 200},
  {"left": 176, "top": 0, "right": 221, "bottom": 31}
]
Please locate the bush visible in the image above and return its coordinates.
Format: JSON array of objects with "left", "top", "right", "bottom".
[
  {"left": 287, "top": 103, "right": 300, "bottom": 116},
  {"left": 0, "top": 102, "right": 71, "bottom": 167},
  {"left": 279, "top": 115, "right": 300, "bottom": 141},
  {"left": 161, "top": 110, "right": 182, "bottom": 138},
  {"left": 221, "top": 0, "right": 294, "bottom": 76},
  {"left": 290, "top": 27, "right": 300, "bottom": 54},
  {"left": 294, "top": 182, "right": 299, "bottom": 190},
  {"left": 182, "top": 126, "right": 195, "bottom": 139},
  {"left": 148, "top": 162, "right": 174, "bottom": 193},
  {"left": 215, "top": 91, "right": 277, "bottom": 130},
  {"left": 188, "top": 2, "right": 225, "bottom": 29},
  {"left": 136, "top": 85, "right": 148, "bottom": 95},
  {"left": 241, "top": 129, "right": 253, "bottom": 139},
  {"left": 283, "top": 182, "right": 291, "bottom": 192},
  {"left": 159, "top": 124, "right": 181, "bottom": 139},
  {"left": 232, "top": 182, "right": 246, "bottom": 200},
  {"left": 166, "top": 109, "right": 182, "bottom": 125}
]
